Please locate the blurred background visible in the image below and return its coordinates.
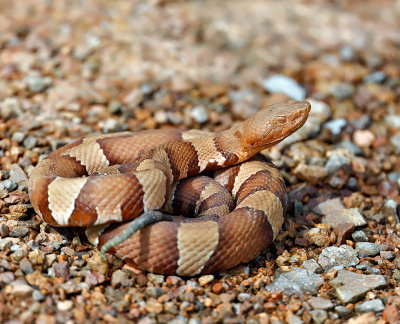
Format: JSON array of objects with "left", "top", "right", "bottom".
[{"left": 1, "top": 1, "right": 399, "bottom": 137}]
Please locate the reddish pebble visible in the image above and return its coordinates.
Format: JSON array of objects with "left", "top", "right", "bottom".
[
  {"left": 212, "top": 282, "right": 223, "bottom": 294},
  {"left": 333, "top": 223, "right": 355, "bottom": 245},
  {"left": 383, "top": 305, "right": 400, "bottom": 323},
  {"left": 295, "top": 236, "right": 309, "bottom": 247}
]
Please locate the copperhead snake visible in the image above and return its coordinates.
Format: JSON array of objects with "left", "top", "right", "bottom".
[{"left": 28, "top": 101, "right": 310, "bottom": 275}]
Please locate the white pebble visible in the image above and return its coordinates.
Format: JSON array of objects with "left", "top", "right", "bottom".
[
  {"left": 263, "top": 74, "right": 306, "bottom": 101},
  {"left": 57, "top": 300, "right": 73, "bottom": 311},
  {"left": 353, "top": 130, "right": 375, "bottom": 148}
]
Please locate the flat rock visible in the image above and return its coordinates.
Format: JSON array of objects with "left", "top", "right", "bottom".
[
  {"left": 323, "top": 118, "right": 347, "bottom": 136},
  {"left": 334, "top": 223, "right": 355, "bottom": 245},
  {"left": 318, "top": 245, "right": 359, "bottom": 270},
  {"left": 355, "top": 299, "right": 385, "bottom": 313},
  {"left": 334, "top": 305, "right": 352, "bottom": 317},
  {"left": 4, "top": 281, "right": 34, "bottom": 296},
  {"left": 355, "top": 242, "right": 390, "bottom": 258},
  {"left": 9, "top": 164, "right": 28, "bottom": 183},
  {"left": 308, "top": 296, "right": 334, "bottom": 310},
  {"left": 325, "top": 149, "right": 351, "bottom": 174},
  {"left": 347, "top": 313, "right": 377, "bottom": 324},
  {"left": 310, "top": 309, "right": 328, "bottom": 324},
  {"left": 322, "top": 208, "right": 366, "bottom": 227},
  {"left": 263, "top": 74, "right": 306, "bottom": 101},
  {"left": 302, "top": 259, "right": 323, "bottom": 274},
  {"left": 265, "top": 267, "right": 323, "bottom": 297},
  {"left": 331, "top": 269, "right": 387, "bottom": 303},
  {"left": 352, "top": 230, "right": 368, "bottom": 242},
  {"left": 313, "top": 198, "right": 345, "bottom": 215}
]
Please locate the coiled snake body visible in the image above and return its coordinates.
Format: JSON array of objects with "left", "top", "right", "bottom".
[{"left": 29, "top": 101, "right": 310, "bottom": 275}]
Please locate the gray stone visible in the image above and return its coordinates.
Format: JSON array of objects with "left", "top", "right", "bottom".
[
  {"left": 330, "top": 269, "right": 387, "bottom": 303},
  {"left": 364, "top": 71, "right": 386, "bottom": 84},
  {"left": 325, "top": 153, "right": 351, "bottom": 175},
  {"left": 365, "top": 265, "right": 382, "bottom": 275},
  {"left": 287, "top": 314, "right": 304, "bottom": 324},
  {"left": 23, "top": 135, "right": 37, "bottom": 149},
  {"left": 11, "top": 132, "right": 25, "bottom": 143},
  {"left": 9, "top": 164, "right": 28, "bottom": 184},
  {"left": 313, "top": 198, "right": 345, "bottom": 215},
  {"left": 111, "top": 270, "right": 130, "bottom": 288},
  {"left": 19, "top": 258, "right": 34, "bottom": 274},
  {"left": 9, "top": 227, "right": 29, "bottom": 238},
  {"left": 323, "top": 118, "right": 347, "bottom": 136},
  {"left": 380, "top": 250, "right": 395, "bottom": 260},
  {"left": 263, "top": 74, "right": 306, "bottom": 101},
  {"left": 228, "top": 89, "right": 259, "bottom": 118},
  {"left": 330, "top": 83, "right": 354, "bottom": 100},
  {"left": 265, "top": 267, "right": 323, "bottom": 296},
  {"left": 310, "top": 309, "right": 328, "bottom": 324},
  {"left": 386, "top": 115, "right": 400, "bottom": 130},
  {"left": 352, "top": 230, "right": 368, "bottom": 242},
  {"left": 1, "top": 179, "right": 17, "bottom": 191},
  {"left": 334, "top": 305, "right": 352, "bottom": 317},
  {"left": 5, "top": 281, "right": 34, "bottom": 296},
  {"left": 191, "top": 106, "right": 209, "bottom": 124},
  {"left": 318, "top": 245, "right": 359, "bottom": 270},
  {"left": 146, "top": 287, "right": 165, "bottom": 298},
  {"left": 0, "top": 271, "right": 15, "bottom": 284},
  {"left": 108, "top": 100, "right": 122, "bottom": 114},
  {"left": 308, "top": 296, "right": 333, "bottom": 310},
  {"left": 356, "top": 242, "right": 390, "bottom": 258},
  {"left": 0, "top": 237, "right": 19, "bottom": 250},
  {"left": 351, "top": 114, "right": 371, "bottom": 130},
  {"left": 302, "top": 259, "right": 323, "bottom": 274},
  {"left": 354, "top": 299, "right": 385, "bottom": 313},
  {"left": 388, "top": 172, "right": 400, "bottom": 183},
  {"left": 322, "top": 209, "right": 366, "bottom": 227},
  {"left": 341, "top": 45, "right": 354, "bottom": 61},
  {"left": 390, "top": 132, "right": 400, "bottom": 154},
  {"left": 102, "top": 119, "right": 122, "bottom": 133},
  {"left": 32, "top": 290, "right": 45, "bottom": 301},
  {"left": 26, "top": 75, "right": 46, "bottom": 93},
  {"left": 147, "top": 273, "right": 164, "bottom": 284},
  {"left": 335, "top": 140, "right": 362, "bottom": 155}
]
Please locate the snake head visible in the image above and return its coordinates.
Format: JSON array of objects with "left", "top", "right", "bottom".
[{"left": 239, "top": 101, "right": 311, "bottom": 150}]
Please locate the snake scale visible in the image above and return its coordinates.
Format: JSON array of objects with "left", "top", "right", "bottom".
[{"left": 28, "top": 101, "right": 310, "bottom": 275}]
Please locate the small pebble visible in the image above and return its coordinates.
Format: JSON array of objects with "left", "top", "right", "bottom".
[
  {"left": 191, "top": 106, "right": 209, "bottom": 124},
  {"left": 310, "top": 309, "right": 328, "bottom": 324},
  {"left": 323, "top": 118, "right": 347, "bottom": 136},
  {"left": 308, "top": 297, "right": 333, "bottom": 310},
  {"left": 57, "top": 300, "right": 74, "bottom": 312},
  {"left": 382, "top": 305, "right": 400, "bottom": 323},
  {"left": 352, "top": 230, "right": 368, "bottom": 242},
  {"left": 147, "top": 273, "right": 164, "bottom": 284},
  {"left": 318, "top": 245, "right": 359, "bottom": 270},
  {"left": 355, "top": 242, "right": 390, "bottom": 258},
  {"left": 335, "top": 305, "right": 352, "bottom": 317},
  {"left": 263, "top": 74, "right": 306, "bottom": 101},
  {"left": 353, "top": 130, "right": 375, "bottom": 148},
  {"left": 198, "top": 275, "right": 214, "bottom": 286},
  {"left": 23, "top": 135, "right": 37, "bottom": 149},
  {"left": 354, "top": 299, "right": 385, "bottom": 313}
]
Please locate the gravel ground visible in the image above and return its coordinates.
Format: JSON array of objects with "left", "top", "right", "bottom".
[{"left": 1, "top": 0, "right": 400, "bottom": 323}]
